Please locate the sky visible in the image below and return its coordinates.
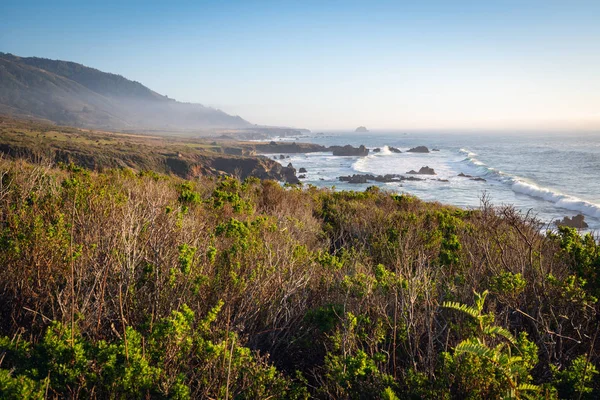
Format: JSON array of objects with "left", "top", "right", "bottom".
[{"left": 2, "top": 0, "right": 600, "bottom": 130}]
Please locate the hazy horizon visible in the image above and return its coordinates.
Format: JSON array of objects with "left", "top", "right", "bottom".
[{"left": 3, "top": 0, "right": 600, "bottom": 131}]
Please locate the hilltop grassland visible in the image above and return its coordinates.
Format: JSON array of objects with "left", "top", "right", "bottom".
[
  {"left": 0, "top": 156, "right": 598, "bottom": 399},
  {"left": 0, "top": 116, "right": 307, "bottom": 182}
]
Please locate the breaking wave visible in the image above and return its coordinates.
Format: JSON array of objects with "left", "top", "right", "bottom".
[
  {"left": 352, "top": 145, "right": 396, "bottom": 172},
  {"left": 459, "top": 149, "right": 600, "bottom": 218}
]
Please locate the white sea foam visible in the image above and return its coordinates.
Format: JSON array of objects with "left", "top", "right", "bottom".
[
  {"left": 352, "top": 145, "right": 394, "bottom": 172},
  {"left": 460, "top": 149, "right": 600, "bottom": 218},
  {"left": 379, "top": 145, "right": 393, "bottom": 155}
]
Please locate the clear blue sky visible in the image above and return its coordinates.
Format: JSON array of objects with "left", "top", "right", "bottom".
[{"left": 2, "top": 0, "right": 600, "bottom": 130}]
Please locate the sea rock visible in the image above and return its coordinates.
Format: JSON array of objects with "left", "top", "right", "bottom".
[
  {"left": 458, "top": 173, "right": 485, "bottom": 182},
  {"left": 373, "top": 148, "right": 381, "bottom": 153},
  {"left": 389, "top": 146, "right": 402, "bottom": 153},
  {"left": 298, "top": 174, "right": 306, "bottom": 179},
  {"left": 554, "top": 214, "right": 589, "bottom": 229},
  {"left": 285, "top": 175, "right": 300, "bottom": 184},
  {"left": 282, "top": 165, "right": 299, "bottom": 184},
  {"left": 407, "top": 146, "right": 430, "bottom": 153},
  {"left": 269, "top": 141, "right": 277, "bottom": 145},
  {"left": 299, "top": 167, "right": 307, "bottom": 173},
  {"left": 339, "top": 174, "right": 369, "bottom": 184},
  {"left": 279, "top": 154, "right": 285, "bottom": 159},
  {"left": 330, "top": 144, "right": 369, "bottom": 156},
  {"left": 355, "top": 126, "right": 369, "bottom": 132},
  {"left": 432, "top": 148, "right": 440, "bottom": 152},
  {"left": 407, "top": 166, "right": 436, "bottom": 175},
  {"left": 403, "top": 176, "right": 424, "bottom": 181}
]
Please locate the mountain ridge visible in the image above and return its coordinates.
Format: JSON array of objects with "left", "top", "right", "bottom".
[{"left": 0, "top": 52, "right": 251, "bottom": 131}]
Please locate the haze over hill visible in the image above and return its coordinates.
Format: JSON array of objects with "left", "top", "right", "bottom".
[{"left": 0, "top": 53, "right": 251, "bottom": 132}]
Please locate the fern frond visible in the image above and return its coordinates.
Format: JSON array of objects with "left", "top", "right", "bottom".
[
  {"left": 454, "top": 340, "right": 495, "bottom": 360},
  {"left": 474, "top": 290, "right": 489, "bottom": 313},
  {"left": 517, "top": 383, "right": 539, "bottom": 392},
  {"left": 442, "top": 301, "right": 480, "bottom": 319},
  {"left": 483, "top": 326, "right": 516, "bottom": 344}
]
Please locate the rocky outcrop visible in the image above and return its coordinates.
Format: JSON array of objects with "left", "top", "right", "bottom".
[
  {"left": 299, "top": 167, "right": 307, "bottom": 173},
  {"left": 407, "top": 166, "right": 436, "bottom": 175},
  {"left": 339, "top": 174, "right": 369, "bottom": 184},
  {"left": 458, "top": 173, "right": 486, "bottom": 182},
  {"left": 330, "top": 145, "right": 369, "bottom": 156},
  {"left": 407, "top": 146, "right": 429, "bottom": 153},
  {"left": 355, "top": 126, "right": 369, "bottom": 132},
  {"left": 389, "top": 146, "right": 402, "bottom": 153},
  {"left": 554, "top": 214, "right": 588, "bottom": 229},
  {"left": 373, "top": 148, "right": 381, "bottom": 153},
  {"left": 280, "top": 163, "right": 299, "bottom": 184}
]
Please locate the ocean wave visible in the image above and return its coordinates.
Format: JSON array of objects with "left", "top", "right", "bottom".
[
  {"left": 352, "top": 157, "right": 370, "bottom": 172},
  {"left": 352, "top": 145, "right": 395, "bottom": 172},
  {"left": 459, "top": 149, "right": 600, "bottom": 218},
  {"left": 511, "top": 181, "right": 600, "bottom": 218},
  {"left": 379, "top": 145, "right": 393, "bottom": 155}
]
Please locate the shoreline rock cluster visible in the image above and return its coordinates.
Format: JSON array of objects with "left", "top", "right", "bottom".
[
  {"left": 458, "top": 172, "right": 486, "bottom": 182},
  {"left": 407, "top": 146, "right": 429, "bottom": 153},
  {"left": 407, "top": 166, "right": 436, "bottom": 175},
  {"left": 330, "top": 144, "right": 369, "bottom": 156},
  {"left": 554, "top": 214, "right": 588, "bottom": 229}
]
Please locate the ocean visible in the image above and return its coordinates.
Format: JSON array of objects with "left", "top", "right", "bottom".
[{"left": 268, "top": 130, "right": 600, "bottom": 232}]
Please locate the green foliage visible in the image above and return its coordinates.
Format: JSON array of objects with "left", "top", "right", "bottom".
[
  {"left": 177, "top": 182, "right": 201, "bottom": 205},
  {"left": 553, "top": 226, "right": 600, "bottom": 295},
  {"left": 443, "top": 291, "right": 540, "bottom": 399},
  {"left": 211, "top": 177, "right": 253, "bottom": 213},
  {"left": 551, "top": 355, "right": 599, "bottom": 399},
  {"left": 490, "top": 272, "right": 527, "bottom": 297},
  {"left": 320, "top": 312, "right": 396, "bottom": 399},
  {"left": 304, "top": 304, "right": 344, "bottom": 333},
  {"left": 177, "top": 243, "right": 196, "bottom": 275},
  {"left": 0, "top": 303, "right": 296, "bottom": 399},
  {"left": 0, "top": 369, "right": 46, "bottom": 400}
]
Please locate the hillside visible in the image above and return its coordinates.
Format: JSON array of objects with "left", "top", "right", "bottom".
[
  {"left": 0, "top": 53, "right": 250, "bottom": 131},
  {"left": 0, "top": 116, "right": 299, "bottom": 182}
]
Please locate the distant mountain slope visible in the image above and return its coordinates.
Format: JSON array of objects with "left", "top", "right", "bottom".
[{"left": 0, "top": 53, "right": 251, "bottom": 131}]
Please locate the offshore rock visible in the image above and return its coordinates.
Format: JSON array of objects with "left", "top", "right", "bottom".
[
  {"left": 407, "top": 166, "right": 436, "bottom": 175},
  {"left": 407, "top": 146, "right": 430, "bottom": 153},
  {"left": 330, "top": 144, "right": 369, "bottom": 156}
]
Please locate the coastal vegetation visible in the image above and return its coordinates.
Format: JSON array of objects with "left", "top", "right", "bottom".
[{"left": 0, "top": 145, "right": 598, "bottom": 398}]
